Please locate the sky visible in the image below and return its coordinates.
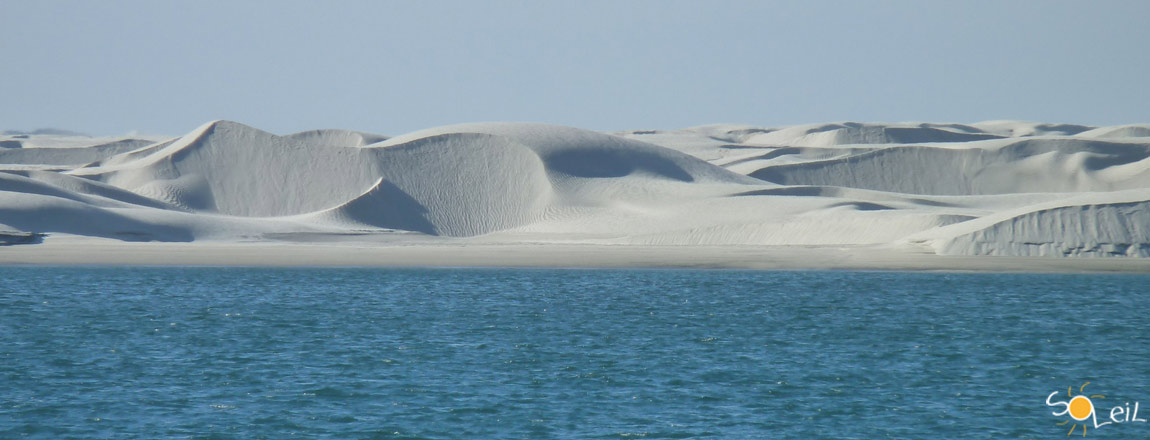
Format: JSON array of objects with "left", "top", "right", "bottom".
[{"left": 2, "top": 0, "right": 1149, "bottom": 136}]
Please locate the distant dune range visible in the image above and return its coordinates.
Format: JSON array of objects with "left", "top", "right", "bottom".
[{"left": 2, "top": 120, "right": 1150, "bottom": 258}]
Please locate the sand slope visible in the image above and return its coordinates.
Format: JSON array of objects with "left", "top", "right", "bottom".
[
  {"left": 2, "top": 120, "right": 1149, "bottom": 259},
  {"left": 747, "top": 139, "right": 1150, "bottom": 195}
]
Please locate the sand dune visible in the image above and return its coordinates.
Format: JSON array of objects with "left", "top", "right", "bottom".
[
  {"left": 747, "top": 138, "right": 1150, "bottom": 195},
  {"left": 1, "top": 120, "right": 1148, "bottom": 261},
  {"left": 0, "top": 138, "right": 154, "bottom": 168},
  {"left": 69, "top": 121, "right": 382, "bottom": 215},
  {"left": 1077, "top": 124, "right": 1150, "bottom": 139}
]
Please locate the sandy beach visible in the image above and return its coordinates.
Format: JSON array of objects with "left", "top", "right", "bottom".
[{"left": 4, "top": 236, "right": 1150, "bottom": 273}]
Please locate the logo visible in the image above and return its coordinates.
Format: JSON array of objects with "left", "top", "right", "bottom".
[{"left": 1047, "top": 382, "right": 1146, "bottom": 436}]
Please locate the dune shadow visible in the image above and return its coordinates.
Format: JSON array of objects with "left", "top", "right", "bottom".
[
  {"left": 747, "top": 167, "right": 789, "bottom": 185},
  {"left": 339, "top": 179, "right": 439, "bottom": 235},
  {"left": 0, "top": 232, "right": 46, "bottom": 246},
  {"left": 882, "top": 127, "right": 1002, "bottom": 143},
  {"left": 1002, "top": 139, "right": 1150, "bottom": 171},
  {"left": 826, "top": 201, "right": 895, "bottom": 211},
  {"left": 721, "top": 147, "right": 805, "bottom": 168},
  {"left": 730, "top": 186, "right": 835, "bottom": 197},
  {"left": 1081, "top": 148, "right": 1150, "bottom": 170},
  {"left": 904, "top": 198, "right": 959, "bottom": 208},
  {"left": 730, "top": 186, "right": 960, "bottom": 208},
  {"left": 0, "top": 208, "right": 194, "bottom": 242},
  {"left": 543, "top": 149, "right": 694, "bottom": 182}
]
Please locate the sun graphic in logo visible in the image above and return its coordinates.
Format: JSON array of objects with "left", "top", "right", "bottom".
[{"left": 1057, "top": 382, "right": 1106, "bottom": 436}]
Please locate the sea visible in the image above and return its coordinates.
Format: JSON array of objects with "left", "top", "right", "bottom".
[{"left": 2, "top": 267, "right": 1149, "bottom": 439}]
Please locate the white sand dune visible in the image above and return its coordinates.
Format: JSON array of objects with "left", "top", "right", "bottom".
[
  {"left": 1, "top": 119, "right": 1149, "bottom": 264},
  {"left": 0, "top": 138, "right": 155, "bottom": 168},
  {"left": 904, "top": 188, "right": 1150, "bottom": 257},
  {"left": 1076, "top": 124, "right": 1150, "bottom": 139},
  {"left": 746, "top": 138, "right": 1150, "bottom": 195}
]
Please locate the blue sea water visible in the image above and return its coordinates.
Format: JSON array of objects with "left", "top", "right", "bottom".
[{"left": 2, "top": 267, "right": 1149, "bottom": 439}]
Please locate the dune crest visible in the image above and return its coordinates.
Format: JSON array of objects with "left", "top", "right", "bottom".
[{"left": 2, "top": 120, "right": 1148, "bottom": 258}]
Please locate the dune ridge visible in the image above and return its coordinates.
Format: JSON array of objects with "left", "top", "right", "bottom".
[{"left": 2, "top": 120, "right": 1149, "bottom": 260}]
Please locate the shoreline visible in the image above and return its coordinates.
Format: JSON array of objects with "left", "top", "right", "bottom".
[{"left": 3, "top": 238, "right": 1150, "bottom": 273}]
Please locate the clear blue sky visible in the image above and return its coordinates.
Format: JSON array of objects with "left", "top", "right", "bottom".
[{"left": 2, "top": 0, "right": 1148, "bottom": 136}]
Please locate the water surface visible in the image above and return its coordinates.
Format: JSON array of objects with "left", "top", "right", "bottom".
[{"left": 2, "top": 268, "right": 1148, "bottom": 438}]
